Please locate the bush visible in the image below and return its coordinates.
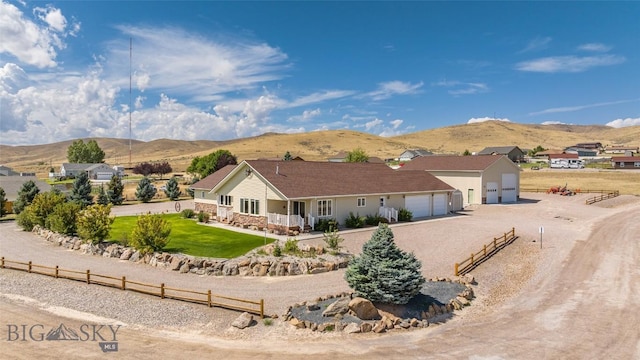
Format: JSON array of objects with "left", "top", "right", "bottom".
[
  {"left": 345, "top": 212, "right": 365, "bottom": 228},
  {"left": 263, "top": 318, "right": 273, "bottom": 326},
  {"left": 315, "top": 218, "right": 338, "bottom": 233},
  {"left": 0, "top": 187, "right": 6, "bottom": 218},
  {"left": 181, "top": 209, "right": 195, "bottom": 218},
  {"left": 197, "top": 211, "right": 210, "bottom": 223},
  {"left": 283, "top": 238, "right": 299, "bottom": 255},
  {"left": 273, "top": 242, "right": 282, "bottom": 257},
  {"left": 323, "top": 227, "right": 344, "bottom": 251},
  {"left": 16, "top": 208, "right": 36, "bottom": 231},
  {"left": 398, "top": 208, "right": 413, "bottom": 222},
  {"left": 46, "top": 202, "right": 82, "bottom": 235},
  {"left": 29, "top": 191, "right": 67, "bottom": 228},
  {"left": 345, "top": 223, "right": 425, "bottom": 305},
  {"left": 129, "top": 213, "right": 172, "bottom": 254},
  {"left": 365, "top": 214, "right": 387, "bottom": 226},
  {"left": 77, "top": 204, "right": 114, "bottom": 244}
]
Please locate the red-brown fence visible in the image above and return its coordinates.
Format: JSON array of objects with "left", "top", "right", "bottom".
[
  {"left": 0, "top": 257, "right": 264, "bottom": 318},
  {"left": 454, "top": 228, "right": 517, "bottom": 276}
]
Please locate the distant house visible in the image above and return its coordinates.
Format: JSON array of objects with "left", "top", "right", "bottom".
[
  {"left": 327, "top": 151, "right": 348, "bottom": 162},
  {"left": 477, "top": 146, "right": 526, "bottom": 163},
  {"left": 0, "top": 176, "right": 51, "bottom": 213},
  {"left": 604, "top": 145, "right": 639, "bottom": 155},
  {"left": 0, "top": 165, "right": 19, "bottom": 176},
  {"left": 563, "top": 147, "right": 598, "bottom": 157},
  {"left": 548, "top": 153, "right": 579, "bottom": 160},
  {"left": 398, "top": 149, "right": 433, "bottom": 162},
  {"left": 399, "top": 155, "right": 520, "bottom": 205},
  {"left": 60, "top": 163, "right": 118, "bottom": 180},
  {"left": 192, "top": 160, "right": 455, "bottom": 233},
  {"left": 573, "top": 142, "right": 603, "bottom": 151},
  {"left": 611, "top": 156, "right": 640, "bottom": 169}
]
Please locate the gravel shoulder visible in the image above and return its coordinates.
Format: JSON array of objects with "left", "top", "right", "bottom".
[{"left": 1, "top": 193, "right": 639, "bottom": 359}]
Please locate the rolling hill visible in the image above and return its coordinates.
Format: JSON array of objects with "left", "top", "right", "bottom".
[{"left": 1, "top": 121, "right": 638, "bottom": 177}]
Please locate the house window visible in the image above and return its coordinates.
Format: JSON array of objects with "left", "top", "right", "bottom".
[
  {"left": 357, "top": 197, "right": 366, "bottom": 207},
  {"left": 240, "top": 198, "right": 259, "bottom": 215},
  {"left": 634, "top": 162, "right": 640, "bottom": 168},
  {"left": 317, "top": 199, "right": 333, "bottom": 217},
  {"left": 201, "top": 191, "right": 205, "bottom": 199},
  {"left": 619, "top": 162, "right": 625, "bottom": 168},
  {"left": 219, "top": 195, "right": 232, "bottom": 206}
]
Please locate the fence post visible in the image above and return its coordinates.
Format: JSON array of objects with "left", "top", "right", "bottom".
[
  {"left": 512, "top": 227, "right": 515, "bottom": 238},
  {"left": 454, "top": 263, "right": 459, "bottom": 276},
  {"left": 1, "top": 257, "right": 4, "bottom": 268},
  {"left": 208, "top": 290, "right": 212, "bottom": 307},
  {"left": 161, "top": 283, "right": 165, "bottom": 299},
  {"left": 55, "top": 265, "right": 59, "bottom": 278},
  {"left": 27, "top": 261, "right": 32, "bottom": 273},
  {"left": 470, "top": 253, "right": 474, "bottom": 266},
  {"left": 122, "top": 276, "right": 126, "bottom": 290},
  {"left": 483, "top": 244, "right": 487, "bottom": 256},
  {"left": 494, "top": 238, "right": 497, "bottom": 249},
  {"left": 86, "top": 270, "right": 90, "bottom": 284},
  {"left": 260, "top": 299, "right": 264, "bottom": 319}
]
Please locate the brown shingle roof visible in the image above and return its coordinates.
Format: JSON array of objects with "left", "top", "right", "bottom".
[
  {"left": 190, "top": 165, "right": 237, "bottom": 190},
  {"left": 244, "top": 160, "right": 453, "bottom": 199},
  {"left": 399, "top": 155, "right": 505, "bottom": 171}
]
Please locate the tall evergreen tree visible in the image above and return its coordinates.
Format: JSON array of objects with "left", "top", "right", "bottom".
[
  {"left": 69, "top": 171, "right": 94, "bottom": 207},
  {"left": 163, "top": 177, "right": 181, "bottom": 201},
  {"left": 13, "top": 180, "right": 40, "bottom": 214},
  {"left": 106, "top": 174, "right": 124, "bottom": 205},
  {"left": 0, "top": 187, "right": 6, "bottom": 217},
  {"left": 345, "top": 223, "right": 425, "bottom": 304},
  {"left": 135, "top": 177, "right": 157, "bottom": 203},
  {"left": 96, "top": 185, "right": 110, "bottom": 205}
]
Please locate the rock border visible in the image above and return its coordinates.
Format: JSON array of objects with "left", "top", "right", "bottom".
[{"left": 31, "top": 226, "right": 352, "bottom": 277}]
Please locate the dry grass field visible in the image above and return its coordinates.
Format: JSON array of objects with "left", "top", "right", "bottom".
[{"left": 1, "top": 121, "right": 639, "bottom": 195}]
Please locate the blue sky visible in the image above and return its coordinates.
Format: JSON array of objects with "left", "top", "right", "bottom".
[{"left": 1, "top": 1, "right": 638, "bottom": 145}]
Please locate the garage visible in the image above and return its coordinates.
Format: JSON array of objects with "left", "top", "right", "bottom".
[
  {"left": 433, "top": 194, "right": 448, "bottom": 215},
  {"left": 501, "top": 173, "right": 517, "bottom": 203},
  {"left": 486, "top": 182, "right": 499, "bottom": 204},
  {"left": 405, "top": 195, "right": 431, "bottom": 218}
]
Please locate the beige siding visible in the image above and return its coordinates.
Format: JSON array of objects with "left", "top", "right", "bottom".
[
  {"left": 485, "top": 159, "right": 521, "bottom": 201},
  {"left": 430, "top": 172, "right": 482, "bottom": 205}
]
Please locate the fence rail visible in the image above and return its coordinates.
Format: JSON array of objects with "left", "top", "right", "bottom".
[
  {"left": 0, "top": 257, "right": 264, "bottom": 318},
  {"left": 585, "top": 190, "right": 620, "bottom": 205},
  {"left": 522, "top": 188, "right": 616, "bottom": 194},
  {"left": 454, "top": 228, "right": 517, "bottom": 276}
]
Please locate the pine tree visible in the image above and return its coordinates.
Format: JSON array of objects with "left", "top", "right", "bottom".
[
  {"left": 69, "top": 171, "right": 94, "bottom": 207},
  {"left": 96, "top": 185, "right": 110, "bottom": 205},
  {"left": 163, "top": 176, "right": 181, "bottom": 201},
  {"left": 135, "top": 177, "right": 157, "bottom": 203},
  {"left": 13, "top": 180, "right": 40, "bottom": 214},
  {"left": 106, "top": 175, "right": 124, "bottom": 205},
  {"left": 345, "top": 223, "right": 425, "bottom": 304}
]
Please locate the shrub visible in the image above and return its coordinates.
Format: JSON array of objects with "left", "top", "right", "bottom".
[
  {"left": 263, "top": 318, "right": 273, "bottom": 326},
  {"left": 77, "top": 204, "right": 114, "bottom": 244},
  {"left": 283, "top": 238, "right": 299, "bottom": 255},
  {"left": 345, "top": 223, "right": 425, "bottom": 305},
  {"left": 0, "top": 187, "right": 6, "bottom": 218},
  {"left": 107, "top": 175, "right": 124, "bottom": 205},
  {"left": 197, "top": 211, "right": 210, "bottom": 223},
  {"left": 365, "top": 214, "right": 386, "bottom": 226},
  {"left": 29, "top": 191, "right": 67, "bottom": 228},
  {"left": 181, "top": 209, "right": 195, "bottom": 218},
  {"left": 398, "top": 208, "right": 413, "bottom": 222},
  {"left": 273, "top": 242, "right": 282, "bottom": 257},
  {"left": 16, "top": 207, "right": 36, "bottom": 231},
  {"left": 315, "top": 218, "right": 338, "bottom": 233},
  {"left": 323, "top": 227, "right": 344, "bottom": 251},
  {"left": 345, "top": 212, "right": 365, "bottom": 228},
  {"left": 46, "top": 202, "right": 82, "bottom": 235},
  {"left": 129, "top": 213, "right": 172, "bottom": 254}
]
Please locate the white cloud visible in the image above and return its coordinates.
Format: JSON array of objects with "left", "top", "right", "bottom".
[
  {"left": 365, "top": 80, "right": 423, "bottom": 101},
  {"left": 577, "top": 43, "right": 612, "bottom": 52},
  {"left": 529, "top": 99, "right": 639, "bottom": 116},
  {"left": 433, "top": 80, "right": 488, "bottom": 96},
  {"left": 606, "top": 117, "right": 640, "bottom": 128},
  {"left": 0, "top": 2, "right": 74, "bottom": 68},
  {"left": 390, "top": 119, "right": 403, "bottom": 129},
  {"left": 541, "top": 121, "right": 571, "bottom": 125},
  {"left": 287, "top": 90, "right": 354, "bottom": 108},
  {"left": 467, "top": 117, "right": 511, "bottom": 124},
  {"left": 364, "top": 118, "right": 383, "bottom": 131},
  {"left": 515, "top": 55, "right": 625, "bottom": 73},
  {"left": 288, "top": 108, "right": 321, "bottom": 123},
  {"left": 518, "top": 36, "right": 552, "bottom": 53},
  {"left": 33, "top": 5, "right": 67, "bottom": 33}
]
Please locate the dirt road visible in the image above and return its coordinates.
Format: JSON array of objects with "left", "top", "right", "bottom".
[{"left": 1, "top": 194, "right": 639, "bottom": 359}]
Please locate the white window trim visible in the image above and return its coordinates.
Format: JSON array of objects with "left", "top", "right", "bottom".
[
  {"left": 317, "top": 199, "right": 333, "bottom": 217},
  {"left": 357, "top": 197, "right": 366, "bottom": 207},
  {"left": 240, "top": 198, "right": 259, "bottom": 215},
  {"left": 219, "top": 194, "right": 232, "bottom": 206}
]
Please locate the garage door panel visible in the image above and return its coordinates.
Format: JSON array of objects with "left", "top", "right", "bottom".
[
  {"left": 405, "top": 195, "right": 431, "bottom": 218},
  {"left": 486, "top": 182, "right": 498, "bottom": 204},
  {"left": 433, "top": 194, "right": 447, "bottom": 216},
  {"left": 501, "top": 173, "right": 517, "bottom": 203}
]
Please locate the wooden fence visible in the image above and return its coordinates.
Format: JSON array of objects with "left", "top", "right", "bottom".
[
  {"left": 522, "top": 188, "right": 616, "bottom": 194},
  {"left": 0, "top": 257, "right": 264, "bottom": 318},
  {"left": 585, "top": 190, "right": 620, "bottom": 205},
  {"left": 454, "top": 228, "right": 517, "bottom": 276}
]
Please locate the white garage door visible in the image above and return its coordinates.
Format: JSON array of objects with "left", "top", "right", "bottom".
[
  {"left": 433, "top": 194, "right": 447, "bottom": 216},
  {"left": 486, "top": 182, "right": 499, "bottom": 204},
  {"left": 501, "top": 173, "right": 517, "bottom": 203},
  {"left": 405, "top": 195, "right": 431, "bottom": 218},
  {"left": 95, "top": 172, "right": 113, "bottom": 181}
]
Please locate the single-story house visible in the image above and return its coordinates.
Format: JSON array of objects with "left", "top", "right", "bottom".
[
  {"left": 60, "top": 163, "right": 118, "bottom": 180},
  {"left": 563, "top": 147, "right": 599, "bottom": 157},
  {"left": 548, "top": 153, "right": 579, "bottom": 160},
  {"left": 0, "top": 165, "right": 19, "bottom": 176},
  {"left": 573, "top": 142, "right": 603, "bottom": 151},
  {"left": 604, "top": 145, "right": 639, "bottom": 155},
  {"left": 611, "top": 156, "right": 640, "bottom": 169},
  {"left": 477, "top": 146, "right": 526, "bottom": 163},
  {"left": 398, "top": 149, "right": 433, "bottom": 162},
  {"left": 327, "top": 151, "right": 348, "bottom": 162},
  {"left": 192, "top": 160, "right": 455, "bottom": 234},
  {"left": 399, "top": 155, "right": 520, "bottom": 205},
  {"left": 0, "top": 176, "right": 51, "bottom": 213}
]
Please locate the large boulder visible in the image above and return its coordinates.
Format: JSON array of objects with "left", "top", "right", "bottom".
[
  {"left": 231, "top": 312, "right": 254, "bottom": 329},
  {"left": 348, "top": 297, "right": 380, "bottom": 320},
  {"left": 322, "top": 297, "right": 351, "bottom": 317}
]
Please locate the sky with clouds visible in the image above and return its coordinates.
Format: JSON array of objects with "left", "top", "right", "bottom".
[{"left": 1, "top": 1, "right": 638, "bottom": 145}]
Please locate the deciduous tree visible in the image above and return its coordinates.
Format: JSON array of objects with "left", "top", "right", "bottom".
[
  {"left": 187, "top": 149, "right": 237, "bottom": 178},
  {"left": 345, "top": 147, "right": 369, "bottom": 163},
  {"left": 67, "top": 139, "right": 105, "bottom": 163}
]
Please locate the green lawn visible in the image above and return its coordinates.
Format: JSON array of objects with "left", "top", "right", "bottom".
[{"left": 109, "top": 213, "right": 273, "bottom": 258}]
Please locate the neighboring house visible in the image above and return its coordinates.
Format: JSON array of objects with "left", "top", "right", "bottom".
[
  {"left": 399, "top": 155, "right": 520, "bottom": 205},
  {"left": 611, "top": 156, "right": 640, "bottom": 169},
  {"left": 604, "top": 145, "right": 639, "bottom": 155},
  {"left": 398, "top": 149, "right": 433, "bottom": 162},
  {"left": 477, "top": 146, "right": 526, "bottom": 163},
  {"left": 573, "top": 142, "right": 603, "bottom": 151},
  {"left": 563, "top": 147, "right": 599, "bottom": 157},
  {"left": 548, "top": 153, "right": 579, "bottom": 161},
  {"left": 60, "top": 163, "right": 117, "bottom": 180},
  {"left": 192, "top": 160, "right": 455, "bottom": 234},
  {"left": 0, "top": 165, "right": 19, "bottom": 176},
  {"left": 327, "top": 151, "right": 348, "bottom": 162},
  {"left": 0, "top": 176, "right": 51, "bottom": 213}
]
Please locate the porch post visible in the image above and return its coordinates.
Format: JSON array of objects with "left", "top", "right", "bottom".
[{"left": 287, "top": 200, "right": 290, "bottom": 228}]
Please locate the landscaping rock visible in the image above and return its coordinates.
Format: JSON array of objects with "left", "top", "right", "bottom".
[
  {"left": 231, "top": 312, "right": 254, "bottom": 329},
  {"left": 169, "top": 257, "right": 182, "bottom": 271},
  {"left": 348, "top": 297, "right": 380, "bottom": 320},
  {"left": 344, "top": 323, "right": 361, "bottom": 334},
  {"left": 360, "top": 322, "right": 373, "bottom": 333},
  {"left": 120, "top": 249, "right": 133, "bottom": 260},
  {"left": 179, "top": 263, "right": 190, "bottom": 273},
  {"left": 322, "top": 297, "right": 351, "bottom": 317}
]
